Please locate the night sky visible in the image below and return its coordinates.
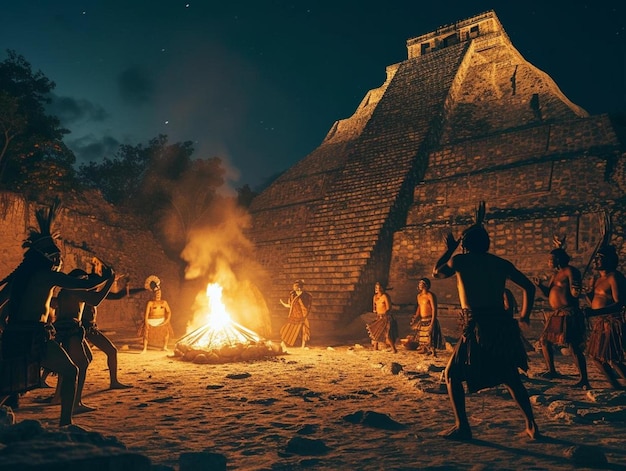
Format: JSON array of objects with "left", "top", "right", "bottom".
[{"left": 2, "top": 1, "right": 624, "bottom": 189}]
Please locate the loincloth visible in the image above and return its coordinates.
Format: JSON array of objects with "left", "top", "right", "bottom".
[
  {"left": 586, "top": 309, "right": 626, "bottom": 363},
  {"left": 412, "top": 317, "right": 445, "bottom": 349},
  {"left": 451, "top": 309, "right": 528, "bottom": 393},
  {"left": 366, "top": 314, "right": 398, "bottom": 343},
  {"left": 138, "top": 320, "right": 174, "bottom": 347},
  {"left": 541, "top": 306, "right": 586, "bottom": 347},
  {"left": 53, "top": 319, "right": 85, "bottom": 346}
]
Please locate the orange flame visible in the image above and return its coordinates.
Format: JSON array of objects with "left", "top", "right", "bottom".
[{"left": 177, "top": 283, "right": 262, "bottom": 351}]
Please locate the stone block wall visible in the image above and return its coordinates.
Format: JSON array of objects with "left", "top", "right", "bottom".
[
  {"left": 0, "top": 192, "right": 184, "bottom": 336},
  {"left": 247, "top": 10, "right": 625, "bottom": 337}
]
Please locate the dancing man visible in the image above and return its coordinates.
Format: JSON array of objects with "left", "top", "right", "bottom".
[{"left": 433, "top": 202, "right": 539, "bottom": 440}]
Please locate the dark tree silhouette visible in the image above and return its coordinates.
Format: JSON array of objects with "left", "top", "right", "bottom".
[{"left": 0, "top": 50, "right": 76, "bottom": 198}]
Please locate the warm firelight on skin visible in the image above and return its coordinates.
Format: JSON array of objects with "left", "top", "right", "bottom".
[{"left": 177, "top": 282, "right": 262, "bottom": 350}]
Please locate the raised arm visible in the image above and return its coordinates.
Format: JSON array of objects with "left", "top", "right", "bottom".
[
  {"left": 50, "top": 270, "right": 109, "bottom": 291},
  {"left": 107, "top": 287, "right": 146, "bottom": 300},
  {"left": 81, "top": 270, "right": 116, "bottom": 307},
  {"left": 432, "top": 233, "right": 460, "bottom": 279}
]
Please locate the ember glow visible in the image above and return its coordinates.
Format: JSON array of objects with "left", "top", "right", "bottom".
[{"left": 174, "top": 283, "right": 281, "bottom": 363}]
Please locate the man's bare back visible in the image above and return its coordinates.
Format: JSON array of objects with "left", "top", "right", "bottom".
[{"left": 447, "top": 252, "right": 532, "bottom": 315}]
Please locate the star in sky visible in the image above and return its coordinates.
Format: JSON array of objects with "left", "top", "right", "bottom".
[{"left": 1, "top": 1, "right": 624, "bottom": 189}]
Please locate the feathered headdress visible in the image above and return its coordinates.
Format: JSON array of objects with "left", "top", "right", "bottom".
[
  {"left": 0, "top": 199, "right": 63, "bottom": 287},
  {"left": 22, "top": 198, "right": 62, "bottom": 256},
  {"left": 460, "top": 201, "right": 490, "bottom": 252},
  {"left": 474, "top": 200, "right": 486, "bottom": 227},
  {"left": 145, "top": 275, "right": 161, "bottom": 291}
]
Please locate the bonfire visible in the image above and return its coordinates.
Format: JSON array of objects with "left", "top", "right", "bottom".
[{"left": 174, "top": 283, "right": 281, "bottom": 363}]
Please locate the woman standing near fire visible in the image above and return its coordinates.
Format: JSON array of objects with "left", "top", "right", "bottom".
[{"left": 279, "top": 279, "right": 312, "bottom": 348}]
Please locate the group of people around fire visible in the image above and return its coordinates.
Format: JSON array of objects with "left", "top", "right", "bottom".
[
  {"left": 0, "top": 200, "right": 175, "bottom": 426},
  {"left": 1, "top": 199, "right": 625, "bottom": 442},
  {"left": 278, "top": 201, "right": 626, "bottom": 441}
]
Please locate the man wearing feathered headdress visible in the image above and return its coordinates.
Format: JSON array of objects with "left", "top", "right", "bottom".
[
  {"left": 0, "top": 200, "right": 111, "bottom": 426},
  {"left": 140, "top": 275, "right": 173, "bottom": 353},
  {"left": 433, "top": 202, "right": 539, "bottom": 440},
  {"left": 534, "top": 235, "right": 590, "bottom": 389}
]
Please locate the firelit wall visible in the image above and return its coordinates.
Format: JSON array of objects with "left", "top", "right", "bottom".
[
  {"left": 247, "top": 10, "right": 625, "bottom": 335},
  {"left": 0, "top": 192, "right": 184, "bottom": 335}
]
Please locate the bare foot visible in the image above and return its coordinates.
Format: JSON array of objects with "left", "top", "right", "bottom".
[
  {"left": 438, "top": 425, "right": 472, "bottom": 441},
  {"left": 140, "top": 349, "right": 147, "bottom": 354},
  {"left": 524, "top": 422, "right": 541, "bottom": 440},
  {"left": 109, "top": 382, "right": 133, "bottom": 390},
  {"left": 74, "top": 403, "right": 97, "bottom": 414}
]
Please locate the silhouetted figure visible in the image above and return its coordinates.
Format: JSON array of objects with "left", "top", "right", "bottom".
[
  {"left": 0, "top": 200, "right": 108, "bottom": 426},
  {"left": 534, "top": 237, "right": 590, "bottom": 389},
  {"left": 585, "top": 245, "right": 626, "bottom": 389},
  {"left": 85, "top": 258, "right": 138, "bottom": 388},
  {"left": 280, "top": 279, "right": 312, "bottom": 348},
  {"left": 433, "top": 202, "right": 539, "bottom": 441},
  {"left": 50, "top": 266, "right": 115, "bottom": 412},
  {"left": 366, "top": 282, "right": 398, "bottom": 353}
]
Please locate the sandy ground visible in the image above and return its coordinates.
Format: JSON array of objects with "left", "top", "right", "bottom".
[{"left": 8, "top": 326, "right": 626, "bottom": 471}]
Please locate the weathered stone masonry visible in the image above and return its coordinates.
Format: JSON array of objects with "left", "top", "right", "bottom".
[
  {"left": 0, "top": 192, "right": 183, "bottom": 334},
  {"left": 248, "top": 10, "right": 625, "bottom": 336}
]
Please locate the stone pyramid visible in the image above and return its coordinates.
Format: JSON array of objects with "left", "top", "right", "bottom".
[{"left": 247, "top": 10, "right": 625, "bottom": 336}]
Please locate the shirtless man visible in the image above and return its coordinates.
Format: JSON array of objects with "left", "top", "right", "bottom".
[
  {"left": 84, "top": 258, "right": 137, "bottom": 388},
  {"left": 0, "top": 201, "right": 109, "bottom": 426},
  {"left": 141, "top": 286, "right": 173, "bottom": 353},
  {"left": 584, "top": 245, "right": 626, "bottom": 389},
  {"left": 366, "top": 282, "right": 397, "bottom": 353},
  {"left": 534, "top": 245, "right": 590, "bottom": 389},
  {"left": 51, "top": 266, "right": 115, "bottom": 412},
  {"left": 410, "top": 278, "right": 444, "bottom": 355},
  {"left": 433, "top": 202, "right": 539, "bottom": 440}
]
